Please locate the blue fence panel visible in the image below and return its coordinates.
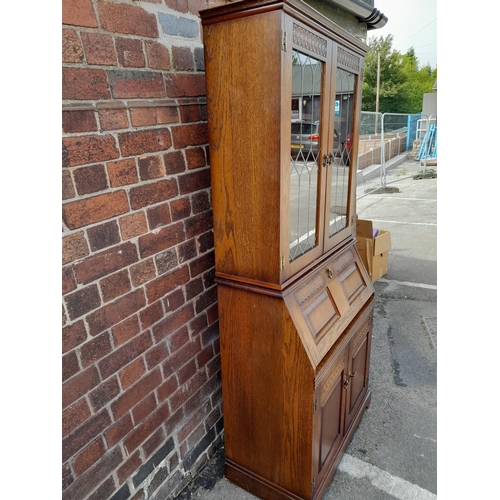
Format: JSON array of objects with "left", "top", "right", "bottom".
[{"left": 406, "top": 113, "right": 421, "bottom": 151}]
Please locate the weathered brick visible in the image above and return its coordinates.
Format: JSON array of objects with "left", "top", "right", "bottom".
[
  {"left": 118, "top": 128, "right": 172, "bottom": 157},
  {"left": 117, "top": 37, "right": 145, "bottom": 67},
  {"left": 63, "top": 320, "right": 88, "bottom": 353},
  {"left": 123, "top": 401, "right": 170, "bottom": 453},
  {"left": 62, "top": 446, "right": 122, "bottom": 500},
  {"left": 185, "top": 147, "right": 206, "bottom": 169},
  {"left": 99, "top": 330, "right": 152, "bottom": 379},
  {"left": 156, "top": 105, "right": 179, "bottom": 124},
  {"left": 65, "top": 284, "right": 101, "bottom": 321},
  {"left": 145, "top": 41, "right": 170, "bottom": 70},
  {"left": 62, "top": 231, "right": 89, "bottom": 265},
  {"left": 107, "top": 159, "right": 139, "bottom": 187},
  {"left": 145, "top": 342, "right": 169, "bottom": 371},
  {"left": 111, "top": 368, "right": 162, "bottom": 420},
  {"left": 62, "top": 0, "right": 97, "bottom": 27},
  {"left": 133, "top": 393, "right": 158, "bottom": 426},
  {"left": 80, "top": 332, "right": 113, "bottom": 368},
  {"left": 138, "top": 155, "right": 164, "bottom": 180},
  {"left": 170, "top": 197, "right": 191, "bottom": 222},
  {"left": 63, "top": 134, "right": 119, "bottom": 168},
  {"left": 130, "top": 259, "right": 156, "bottom": 287},
  {"left": 146, "top": 203, "right": 171, "bottom": 230},
  {"left": 171, "top": 123, "right": 208, "bottom": 149},
  {"left": 80, "top": 32, "right": 117, "bottom": 66},
  {"left": 163, "top": 150, "right": 185, "bottom": 175},
  {"left": 155, "top": 248, "right": 178, "bottom": 275},
  {"left": 98, "top": 2, "right": 159, "bottom": 37},
  {"left": 158, "top": 12, "right": 199, "bottom": 38},
  {"left": 109, "top": 70, "right": 166, "bottom": 99},
  {"left": 187, "top": 0, "right": 209, "bottom": 15},
  {"left": 185, "top": 211, "right": 213, "bottom": 239},
  {"left": 74, "top": 241, "right": 138, "bottom": 285},
  {"left": 63, "top": 29, "right": 84, "bottom": 63},
  {"left": 145, "top": 265, "right": 190, "bottom": 304},
  {"left": 63, "top": 265, "right": 76, "bottom": 296},
  {"left": 100, "top": 270, "right": 132, "bottom": 303},
  {"left": 89, "top": 376, "right": 121, "bottom": 411},
  {"left": 105, "top": 414, "right": 134, "bottom": 448},
  {"left": 189, "top": 314, "right": 208, "bottom": 338},
  {"left": 62, "top": 110, "right": 98, "bottom": 134},
  {"left": 177, "top": 238, "right": 197, "bottom": 263},
  {"left": 163, "top": 289, "right": 185, "bottom": 313},
  {"left": 185, "top": 277, "right": 203, "bottom": 301},
  {"left": 152, "top": 304, "right": 194, "bottom": 343},
  {"left": 87, "top": 477, "right": 117, "bottom": 500},
  {"left": 63, "top": 350, "right": 80, "bottom": 382},
  {"left": 138, "top": 222, "right": 185, "bottom": 259},
  {"left": 142, "top": 429, "right": 168, "bottom": 464},
  {"left": 119, "top": 211, "right": 148, "bottom": 240},
  {"left": 87, "top": 288, "right": 147, "bottom": 337},
  {"left": 62, "top": 365, "right": 101, "bottom": 409},
  {"left": 74, "top": 437, "right": 107, "bottom": 477},
  {"left": 192, "top": 191, "right": 211, "bottom": 214},
  {"left": 129, "top": 179, "right": 178, "bottom": 210},
  {"left": 169, "top": 365, "right": 207, "bottom": 414},
  {"left": 63, "top": 68, "right": 110, "bottom": 100},
  {"left": 119, "top": 358, "right": 146, "bottom": 390},
  {"left": 172, "top": 46, "right": 194, "bottom": 71},
  {"left": 118, "top": 450, "right": 142, "bottom": 485},
  {"left": 140, "top": 300, "right": 164, "bottom": 329},
  {"left": 62, "top": 399, "right": 92, "bottom": 438},
  {"left": 165, "top": 73, "right": 206, "bottom": 98},
  {"left": 195, "top": 287, "right": 218, "bottom": 314},
  {"left": 156, "top": 374, "right": 179, "bottom": 403},
  {"left": 112, "top": 315, "right": 141, "bottom": 346},
  {"left": 130, "top": 107, "right": 156, "bottom": 127},
  {"left": 164, "top": 0, "right": 189, "bottom": 14},
  {"left": 194, "top": 46, "right": 205, "bottom": 71},
  {"left": 179, "top": 104, "right": 201, "bottom": 123},
  {"left": 189, "top": 251, "right": 214, "bottom": 278},
  {"left": 99, "top": 108, "right": 129, "bottom": 131},
  {"left": 178, "top": 168, "right": 210, "bottom": 195},
  {"left": 197, "top": 231, "right": 214, "bottom": 255},
  {"left": 63, "top": 170, "right": 75, "bottom": 200},
  {"left": 63, "top": 191, "right": 129, "bottom": 230},
  {"left": 87, "top": 220, "right": 121, "bottom": 252},
  {"left": 73, "top": 164, "right": 108, "bottom": 195},
  {"left": 63, "top": 463, "right": 74, "bottom": 491}
]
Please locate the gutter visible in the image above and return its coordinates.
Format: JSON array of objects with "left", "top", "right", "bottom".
[{"left": 324, "top": 0, "right": 388, "bottom": 29}]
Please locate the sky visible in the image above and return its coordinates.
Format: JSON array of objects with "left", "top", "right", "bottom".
[{"left": 366, "top": 0, "right": 437, "bottom": 69}]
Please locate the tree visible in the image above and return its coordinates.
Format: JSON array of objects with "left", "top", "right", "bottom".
[{"left": 362, "top": 35, "right": 437, "bottom": 114}]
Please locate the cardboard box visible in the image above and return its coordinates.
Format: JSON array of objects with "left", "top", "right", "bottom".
[{"left": 356, "top": 219, "right": 391, "bottom": 282}]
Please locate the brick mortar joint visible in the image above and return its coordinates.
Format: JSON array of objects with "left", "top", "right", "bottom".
[{"left": 63, "top": 97, "right": 207, "bottom": 112}]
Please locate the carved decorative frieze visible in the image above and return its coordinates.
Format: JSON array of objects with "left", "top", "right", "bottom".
[{"left": 293, "top": 24, "right": 327, "bottom": 57}]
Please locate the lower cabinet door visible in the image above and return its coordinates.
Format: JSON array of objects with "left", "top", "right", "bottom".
[
  {"left": 313, "top": 350, "right": 347, "bottom": 482},
  {"left": 344, "top": 312, "right": 372, "bottom": 432}
]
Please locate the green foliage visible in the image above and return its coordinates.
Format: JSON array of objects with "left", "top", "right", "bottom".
[{"left": 362, "top": 35, "right": 437, "bottom": 114}]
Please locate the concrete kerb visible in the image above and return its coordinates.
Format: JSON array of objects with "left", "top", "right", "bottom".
[{"left": 356, "top": 153, "right": 409, "bottom": 185}]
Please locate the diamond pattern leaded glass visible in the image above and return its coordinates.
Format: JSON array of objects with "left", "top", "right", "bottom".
[{"left": 289, "top": 50, "right": 322, "bottom": 262}]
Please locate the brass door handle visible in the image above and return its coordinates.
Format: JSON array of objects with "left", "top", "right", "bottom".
[
  {"left": 349, "top": 372, "right": 356, "bottom": 379},
  {"left": 326, "top": 268, "right": 333, "bottom": 279}
]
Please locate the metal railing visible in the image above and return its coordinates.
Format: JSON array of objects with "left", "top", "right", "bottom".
[{"left": 356, "top": 111, "right": 431, "bottom": 195}]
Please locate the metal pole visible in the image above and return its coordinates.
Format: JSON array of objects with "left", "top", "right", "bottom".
[{"left": 374, "top": 53, "right": 380, "bottom": 135}]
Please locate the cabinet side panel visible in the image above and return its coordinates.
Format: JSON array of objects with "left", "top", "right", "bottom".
[
  {"left": 217, "top": 285, "right": 314, "bottom": 498},
  {"left": 203, "top": 12, "right": 283, "bottom": 284}
]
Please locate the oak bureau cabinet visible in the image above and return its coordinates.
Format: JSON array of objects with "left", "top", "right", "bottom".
[{"left": 200, "top": 1, "right": 375, "bottom": 498}]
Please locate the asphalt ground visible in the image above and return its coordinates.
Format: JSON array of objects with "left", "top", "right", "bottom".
[{"left": 174, "top": 158, "right": 437, "bottom": 500}]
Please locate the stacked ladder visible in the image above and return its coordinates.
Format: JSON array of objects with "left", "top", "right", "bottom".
[{"left": 416, "top": 124, "right": 437, "bottom": 160}]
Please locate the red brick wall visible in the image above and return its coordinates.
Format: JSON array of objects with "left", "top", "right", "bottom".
[{"left": 62, "top": 1, "right": 224, "bottom": 498}]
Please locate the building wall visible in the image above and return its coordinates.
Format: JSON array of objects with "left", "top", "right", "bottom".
[
  {"left": 62, "top": 1, "right": 225, "bottom": 499},
  {"left": 62, "top": 1, "right": 365, "bottom": 499}
]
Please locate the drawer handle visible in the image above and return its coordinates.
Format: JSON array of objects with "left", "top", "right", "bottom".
[
  {"left": 343, "top": 372, "right": 356, "bottom": 389},
  {"left": 326, "top": 268, "right": 333, "bottom": 279}
]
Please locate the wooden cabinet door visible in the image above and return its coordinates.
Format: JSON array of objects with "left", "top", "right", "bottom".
[
  {"left": 313, "top": 349, "right": 347, "bottom": 483},
  {"left": 344, "top": 315, "right": 372, "bottom": 432}
]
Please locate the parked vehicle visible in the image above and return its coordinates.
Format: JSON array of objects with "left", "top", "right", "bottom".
[{"left": 291, "top": 121, "right": 340, "bottom": 161}]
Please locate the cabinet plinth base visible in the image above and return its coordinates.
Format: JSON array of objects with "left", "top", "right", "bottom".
[{"left": 225, "top": 390, "right": 372, "bottom": 500}]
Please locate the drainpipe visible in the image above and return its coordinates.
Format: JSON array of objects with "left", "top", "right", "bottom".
[{"left": 322, "top": 0, "right": 388, "bottom": 29}]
